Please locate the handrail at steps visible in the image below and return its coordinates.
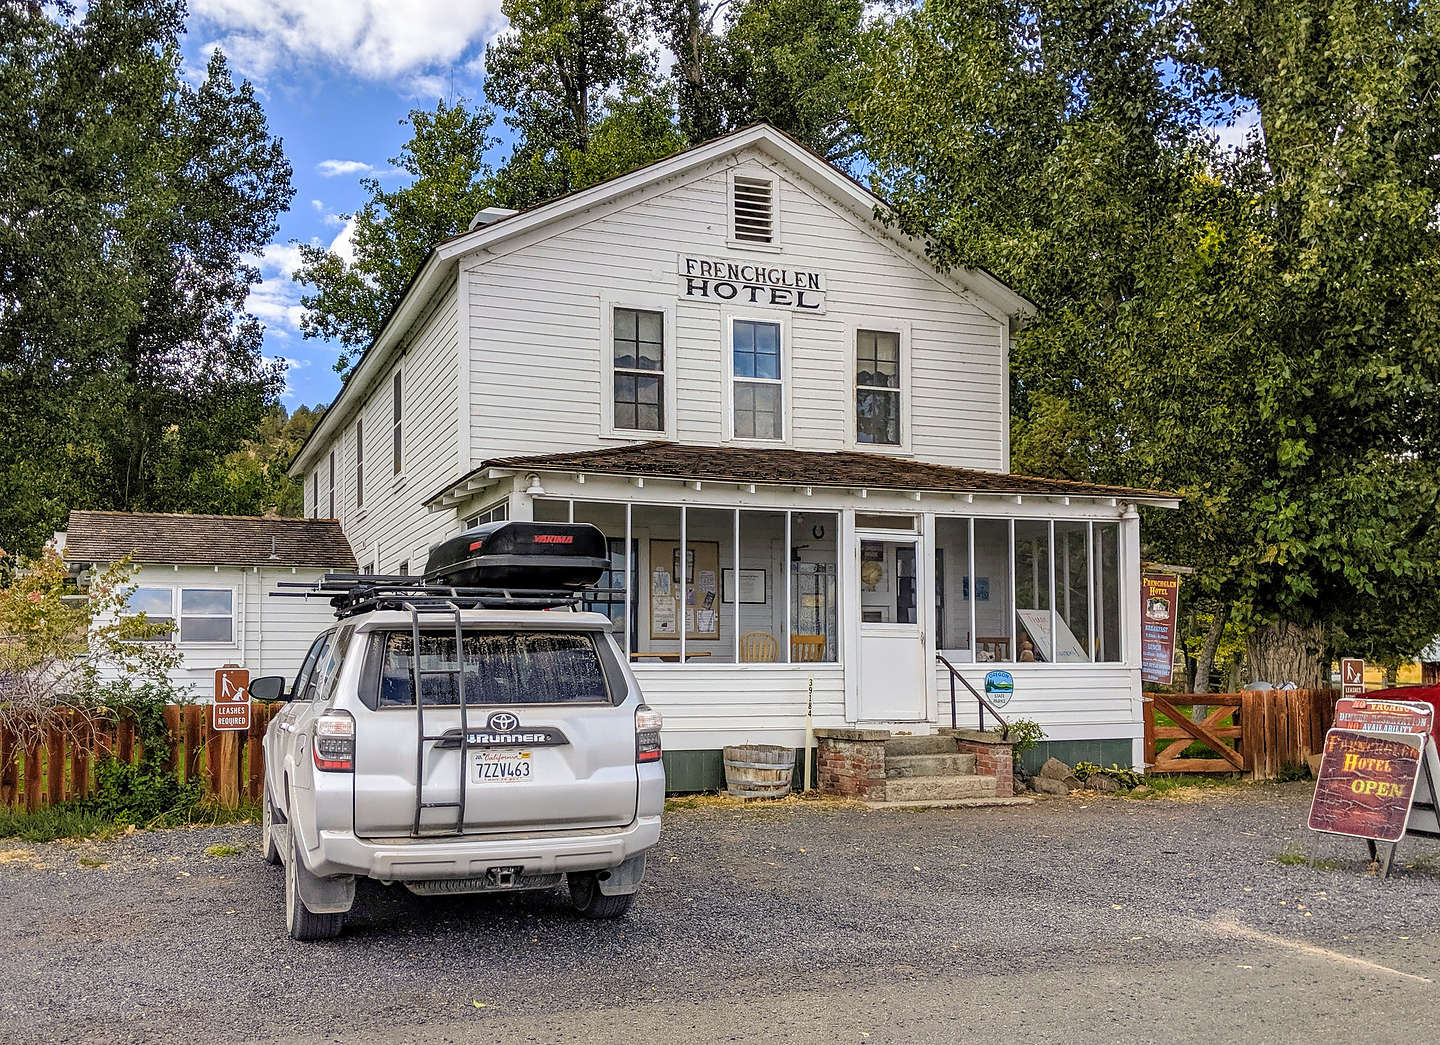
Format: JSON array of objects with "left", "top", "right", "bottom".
[{"left": 935, "top": 653, "right": 1010, "bottom": 739}]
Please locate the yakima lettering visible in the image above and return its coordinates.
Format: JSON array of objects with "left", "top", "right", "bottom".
[{"left": 533, "top": 534, "right": 575, "bottom": 544}]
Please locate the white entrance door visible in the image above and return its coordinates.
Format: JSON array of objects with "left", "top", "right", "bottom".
[{"left": 856, "top": 534, "right": 927, "bottom": 721}]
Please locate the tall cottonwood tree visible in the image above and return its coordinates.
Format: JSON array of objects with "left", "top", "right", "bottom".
[
  {"left": 856, "top": 0, "right": 1440, "bottom": 683},
  {"left": 0, "top": 0, "right": 293, "bottom": 554}
]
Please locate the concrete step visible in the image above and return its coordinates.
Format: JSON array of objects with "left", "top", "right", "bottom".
[
  {"left": 886, "top": 774, "right": 998, "bottom": 803},
  {"left": 864, "top": 796, "right": 1034, "bottom": 811},
  {"left": 884, "top": 735, "right": 958, "bottom": 757},
  {"left": 885, "top": 753, "right": 978, "bottom": 779}
]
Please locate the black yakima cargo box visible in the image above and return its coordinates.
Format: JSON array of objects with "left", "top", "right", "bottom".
[{"left": 424, "top": 521, "right": 609, "bottom": 590}]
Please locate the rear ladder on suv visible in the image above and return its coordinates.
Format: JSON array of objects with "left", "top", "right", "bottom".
[{"left": 408, "top": 601, "right": 471, "bottom": 837}]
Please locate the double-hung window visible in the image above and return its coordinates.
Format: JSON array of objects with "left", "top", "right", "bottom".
[
  {"left": 856, "top": 330, "right": 902, "bottom": 445},
  {"left": 179, "top": 588, "right": 234, "bottom": 644},
  {"left": 392, "top": 371, "right": 403, "bottom": 475},
  {"left": 612, "top": 308, "right": 665, "bottom": 433},
  {"left": 732, "top": 319, "right": 783, "bottom": 440},
  {"left": 355, "top": 419, "right": 364, "bottom": 508}
]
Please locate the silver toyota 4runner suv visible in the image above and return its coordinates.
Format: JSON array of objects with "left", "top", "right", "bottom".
[{"left": 250, "top": 521, "right": 666, "bottom": 940}]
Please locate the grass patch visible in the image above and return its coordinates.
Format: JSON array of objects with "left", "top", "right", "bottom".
[
  {"left": 1275, "top": 845, "right": 1347, "bottom": 871},
  {"left": 1123, "top": 774, "right": 1248, "bottom": 801},
  {"left": 77, "top": 855, "right": 107, "bottom": 868},
  {"left": 0, "top": 796, "right": 259, "bottom": 844},
  {"left": 204, "top": 843, "right": 242, "bottom": 858}
]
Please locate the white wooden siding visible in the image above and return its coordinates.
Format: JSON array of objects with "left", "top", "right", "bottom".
[
  {"left": 465, "top": 149, "right": 1007, "bottom": 469},
  {"left": 319, "top": 279, "right": 463, "bottom": 573},
  {"left": 931, "top": 663, "right": 1143, "bottom": 743}
]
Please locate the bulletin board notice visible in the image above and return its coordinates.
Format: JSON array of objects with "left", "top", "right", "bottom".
[{"left": 649, "top": 540, "right": 720, "bottom": 641}]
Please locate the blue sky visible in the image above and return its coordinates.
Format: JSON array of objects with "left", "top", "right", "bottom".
[{"left": 180, "top": 1, "right": 514, "bottom": 410}]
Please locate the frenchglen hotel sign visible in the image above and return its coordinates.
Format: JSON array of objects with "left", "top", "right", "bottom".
[{"left": 678, "top": 256, "right": 826, "bottom": 312}]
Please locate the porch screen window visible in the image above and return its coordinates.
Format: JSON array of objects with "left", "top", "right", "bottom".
[
  {"left": 355, "top": 420, "right": 364, "bottom": 508},
  {"left": 613, "top": 308, "right": 664, "bottom": 432},
  {"left": 1055, "top": 522, "right": 1091, "bottom": 661},
  {"left": 1094, "top": 523, "right": 1122, "bottom": 662},
  {"left": 1014, "top": 521, "right": 1053, "bottom": 662},
  {"left": 392, "top": 371, "right": 403, "bottom": 474},
  {"left": 179, "top": 588, "right": 233, "bottom": 644},
  {"left": 732, "top": 320, "right": 782, "bottom": 439},
  {"left": 855, "top": 330, "right": 901, "bottom": 444}
]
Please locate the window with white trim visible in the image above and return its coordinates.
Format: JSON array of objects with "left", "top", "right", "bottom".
[
  {"left": 355, "top": 419, "right": 364, "bottom": 508},
  {"left": 612, "top": 307, "right": 664, "bottom": 432},
  {"left": 464, "top": 500, "right": 509, "bottom": 529},
  {"left": 392, "top": 370, "right": 403, "bottom": 475},
  {"left": 179, "top": 588, "right": 233, "bottom": 644},
  {"left": 311, "top": 472, "right": 318, "bottom": 518},
  {"left": 856, "top": 329, "right": 902, "bottom": 445},
  {"left": 123, "top": 587, "right": 174, "bottom": 642},
  {"left": 732, "top": 319, "right": 783, "bottom": 440},
  {"left": 328, "top": 449, "right": 336, "bottom": 518},
  {"left": 732, "top": 174, "right": 775, "bottom": 244}
]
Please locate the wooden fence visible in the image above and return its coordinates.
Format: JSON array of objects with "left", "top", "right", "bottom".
[
  {"left": 0, "top": 702, "right": 281, "bottom": 813},
  {"left": 1143, "top": 689, "right": 1338, "bottom": 780}
]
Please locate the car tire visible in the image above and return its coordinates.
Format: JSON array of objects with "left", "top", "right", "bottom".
[
  {"left": 285, "top": 824, "right": 344, "bottom": 941},
  {"left": 260, "top": 788, "right": 281, "bottom": 866},
  {"left": 567, "top": 871, "right": 635, "bottom": 919}
]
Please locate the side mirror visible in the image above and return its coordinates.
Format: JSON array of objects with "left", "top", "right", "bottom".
[{"left": 249, "top": 675, "right": 289, "bottom": 702}]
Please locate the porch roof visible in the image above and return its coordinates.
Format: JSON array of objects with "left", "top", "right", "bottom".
[
  {"left": 62, "top": 511, "right": 356, "bottom": 569},
  {"left": 426, "top": 442, "right": 1179, "bottom": 509}
]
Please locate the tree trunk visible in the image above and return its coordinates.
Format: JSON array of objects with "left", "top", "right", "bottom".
[
  {"left": 1191, "top": 604, "right": 1229, "bottom": 723},
  {"left": 1246, "top": 620, "right": 1328, "bottom": 689}
]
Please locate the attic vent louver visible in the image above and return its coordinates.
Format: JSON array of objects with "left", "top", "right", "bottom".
[{"left": 732, "top": 175, "right": 774, "bottom": 244}]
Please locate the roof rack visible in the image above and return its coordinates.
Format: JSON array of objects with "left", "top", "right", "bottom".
[{"left": 274, "top": 573, "right": 622, "bottom": 619}]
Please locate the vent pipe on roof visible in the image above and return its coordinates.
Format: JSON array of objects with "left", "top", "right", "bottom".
[
  {"left": 468, "top": 206, "right": 519, "bottom": 231},
  {"left": 268, "top": 535, "right": 280, "bottom": 560}
]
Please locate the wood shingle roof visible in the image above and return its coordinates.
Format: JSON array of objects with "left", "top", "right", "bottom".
[{"left": 63, "top": 511, "right": 356, "bottom": 569}]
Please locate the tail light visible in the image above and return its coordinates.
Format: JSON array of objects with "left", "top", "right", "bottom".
[
  {"left": 635, "top": 704, "right": 663, "bottom": 764},
  {"left": 313, "top": 710, "right": 355, "bottom": 772}
]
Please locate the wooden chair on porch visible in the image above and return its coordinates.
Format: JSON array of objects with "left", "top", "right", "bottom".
[
  {"left": 976, "top": 636, "right": 1011, "bottom": 662},
  {"left": 790, "top": 634, "right": 826, "bottom": 662},
  {"left": 739, "top": 632, "right": 779, "bottom": 663}
]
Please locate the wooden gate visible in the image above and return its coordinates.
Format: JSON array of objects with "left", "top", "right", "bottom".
[{"left": 1143, "top": 689, "right": 1337, "bottom": 780}]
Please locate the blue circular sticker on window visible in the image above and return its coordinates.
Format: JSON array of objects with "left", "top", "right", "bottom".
[{"left": 984, "top": 670, "right": 1014, "bottom": 708}]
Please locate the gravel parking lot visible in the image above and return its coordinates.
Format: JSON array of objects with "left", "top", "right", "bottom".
[{"left": 4, "top": 783, "right": 1439, "bottom": 1045}]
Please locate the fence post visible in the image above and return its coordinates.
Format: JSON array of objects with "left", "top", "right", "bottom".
[
  {"left": 218, "top": 729, "right": 241, "bottom": 809},
  {"left": 46, "top": 728, "right": 65, "bottom": 806},
  {"left": 1142, "top": 697, "right": 1155, "bottom": 768},
  {"left": 23, "top": 743, "right": 41, "bottom": 813},
  {"left": 1, "top": 727, "right": 15, "bottom": 807}
]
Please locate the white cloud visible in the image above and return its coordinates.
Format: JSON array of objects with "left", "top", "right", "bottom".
[
  {"left": 189, "top": 0, "right": 506, "bottom": 83},
  {"left": 329, "top": 217, "right": 359, "bottom": 267},
  {"left": 242, "top": 242, "right": 309, "bottom": 336},
  {"left": 1210, "top": 108, "right": 1263, "bottom": 154},
  {"left": 317, "top": 159, "right": 374, "bottom": 178}
]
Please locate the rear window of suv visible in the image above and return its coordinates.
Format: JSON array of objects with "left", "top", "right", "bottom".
[{"left": 365, "top": 630, "right": 619, "bottom": 709}]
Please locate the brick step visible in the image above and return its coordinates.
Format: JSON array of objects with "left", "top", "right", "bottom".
[
  {"left": 884, "top": 735, "right": 958, "bottom": 757},
  {"left": 885, "top": 753, "right": 978, "bottom": 779},
  {"left": 886, "top": 774, "right": 998, "bottom": 803}
]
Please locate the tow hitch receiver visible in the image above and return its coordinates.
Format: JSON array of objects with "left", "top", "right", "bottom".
[{"left": 487, "top": 866, "right": 522, "bottom": 888}]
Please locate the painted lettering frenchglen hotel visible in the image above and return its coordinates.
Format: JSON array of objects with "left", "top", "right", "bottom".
[{"left": 678, "top": 255, "right": 827, "bottom": 311}]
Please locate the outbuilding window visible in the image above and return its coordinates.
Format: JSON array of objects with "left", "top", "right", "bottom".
[
  {"left": 179, "top": 588, "right": 234, "bottom": 644},
  {"left": 731, "top": 319, "right": 783, "bottom": 440},
  {"left": 612, "top": 308, "right": 665, "bottom": 432},
  {"left": 123, "top": 587, "right": 175, "bottom": 641}
]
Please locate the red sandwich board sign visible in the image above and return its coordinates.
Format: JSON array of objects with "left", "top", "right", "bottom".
[
  {"left": 212, "top": 667, "right": 251, "bottom": 731},
  {"left": 1308, "top": 698, "right": 1440, "bottom": 878},
  {"left": 1340, "top": 657, "right": 1366, "bottom": 699}
]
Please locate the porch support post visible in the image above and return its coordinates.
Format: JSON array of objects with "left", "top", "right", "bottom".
[
  {"left": 1048, "top": 519, "right": 1057, "bottom": 662},
  {"left": 1087, "top": 521, "right": 1096, "bottom": 662},
  {"left": 624, "top": 503, "right": 632, "bottom": 657},
  {"left": 679, "top": 506, "right": 687, "bottom": 664},
  {"left": 783, "top": 511, "right": 792, "bottom": 664},
  {"left": 1007, "top": 519, "right": 1016, "bottom": 663},
  {"left": 968, "top": 518, "right": 977, "bottom": 680},
  {"left": 733, "top": 507, "right": 740, "bottom": 663},
  {"left": 920, "top": 512, "right": 937, "bottom": 724},
  {"left": 841, "top": 509, "right": 860, "bottom": 721}
]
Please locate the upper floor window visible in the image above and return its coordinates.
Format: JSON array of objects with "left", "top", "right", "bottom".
[
  {"left": 613, "top": 308, "right": 664, "bottom": 432},
  {"left": 392, "top": 371, "right": 403, "bottom": 475},
  {"left": 355, "top": 419, "right": 364, "bottom": 508},
  {"left": 732, "top": 173, "right": 776, "bottom": 244},
  {"left": 732, "top": 318, "right": 783, "bottom": 440},
  {"left": 311, "top": 472, "right": 318, "bottom": 519},
  {"left": 328, "top": 449, "right": 336, "bottom": 518},
  {"left": 856, "top": 329, "right": 901, "bottom": 445}
]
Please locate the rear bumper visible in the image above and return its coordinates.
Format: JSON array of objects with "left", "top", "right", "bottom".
[{"left": 308, "top": 815, "right": 661, "bottom": 882}]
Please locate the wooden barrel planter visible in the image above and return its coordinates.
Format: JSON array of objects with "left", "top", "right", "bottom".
[{"left": 723, "top": 744, "right": 795, "bottom": 799}]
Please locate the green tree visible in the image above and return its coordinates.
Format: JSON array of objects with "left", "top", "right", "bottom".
[
  {"left": 856, "top": 0, "right": 1440, "bottom": 684},
  {"left": 216, "top": 404, "right": 325, "bottom": 517},
  {"left": 295, "top": 100, "right": 500, "bottom": 372},
  {"left": 0, "top": 0, "right": 293, "bottom": 555},
  {"left": 485, "top": 0, "right": 683, "bottom": 207}
]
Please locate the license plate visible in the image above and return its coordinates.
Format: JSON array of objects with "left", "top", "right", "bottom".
[{"left": 471, "top": 750, "right": 533, "bottom": 783}]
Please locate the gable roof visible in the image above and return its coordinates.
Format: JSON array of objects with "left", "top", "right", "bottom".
[
  {"left": 426, "top": 442, "right": 1179, "bottom": 508},
  {"left": 63, "top": 511, "right": 356, "bottom": 569},
  {"left": 291, "top": 123, "right": 1035, "bottom": 476}
]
